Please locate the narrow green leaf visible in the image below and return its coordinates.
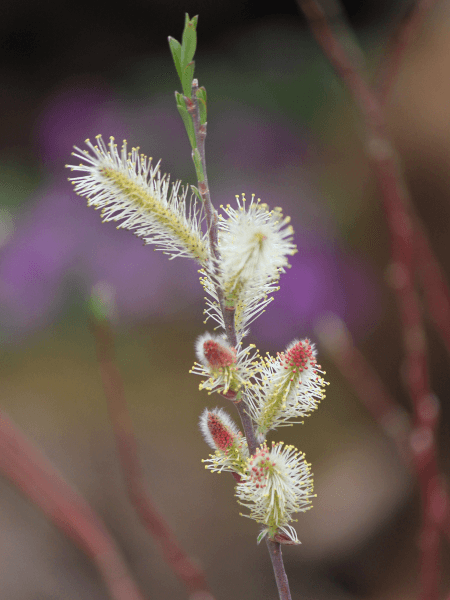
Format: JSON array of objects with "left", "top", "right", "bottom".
[
  {"left": 181, "top": 17, "right": 197, "bottom": 67},
  {"left": 182, "top": 61, "right": 195, "bottom": 98},
  {"left": 176, "top": 94, "right": 196, "bottom": 149},
  {"left": 196, "top": 86, "right": 207, "bottom": 124},
  {"left": 191, "top": 185, "right": 203, "bottom": 203},
  {"left": 168, "top": 37, "right": 182, "bottom": 84},
  {"left": 192, "top": 148, "right": 204, "bottom": 182},
  {"left": 256, "top": 531, "right": 266, "bottom": 545}
]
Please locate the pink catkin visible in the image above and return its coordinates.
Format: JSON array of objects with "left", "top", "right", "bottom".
[
  {"left": 248, "top": 445, "right": 270, "bottom": 489},
  {"left": 203, "top": 340, "right": 235, "bottom": 367},
  {"left": 283, "top": 340, "right": 316, "bottom": 372},
  {"left": 207, "top": 413, "right": 235, "bottom": 451}
]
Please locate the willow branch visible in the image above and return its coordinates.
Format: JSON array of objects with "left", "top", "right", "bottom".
[
  {"left": 233, "top": 396, "right": 258, "bottom": 456},
  {"left": 186, "top": 80, "right": 237, "bottom": 348},
  {"left": 316, "top": 314, "right": 450, "bottom": 548},
  {"left": 297, "top": 2, "right": 443, "bottom": 597},
  {"left": 90, "top": 317, "right": 215, "bottom": 599},
  {"left": 374, "top": 0, "right": 450, "bottom": 367},
  {"left": 413, "top": 225, "right": 450, "bottom": 362},
  {"left": 0, "top": 408, "right": 146, "bottom": 600},
  {"left": 187, "top": 78, "right": 291, "bottom": 597},
  {"left": 316, "top": 318, "right": 448, "bottom": 578},
  {"left": 265, "top": 539, "right": 292, "bottom": 600},
  {"left": 186, "top": 80, "right": 255, "bottom": 440}
]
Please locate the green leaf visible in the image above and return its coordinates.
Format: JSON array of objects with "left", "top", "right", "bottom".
[
  {"left": 196, "top": 86, "right": 207, "bottom": 124},
  {"left": 256, "top": 531, "right": 267, "bottom": 545},
  {"left": 181, "top": 15, "right": 198, "bottom": 68},
  {"left": 192, "top": 148, "right": 204, "bottom": 182},
  {"left": 191, "top": 185, "right": 203, "bottom": 203},
  {"left": 175, "top": 92, "right": 196, "bottom": 149},
  {"left": 168, "top": 14, "right": 197, "bottom": 91},
  {"left": 168, "top": 37, "right": 182, "bottom": 83},
  {"left": 182, "top": 61, "right": 195, "bottom": 98}
]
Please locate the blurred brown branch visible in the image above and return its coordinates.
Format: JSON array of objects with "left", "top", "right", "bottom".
[
  {"left": 377, "top": 0, "right": 450, "bottom": 366},
  {"left": 0, "top": 409, "right": 146, "bottom": 600},
  {"left": 298, "top": 0, "right": 448, "bottom": 597},
  {"left": 414, "top": 222, "right": 450, "bottom": 361},
  {"left": 90, "top": 315, "right": 215, "bottom": 600}
]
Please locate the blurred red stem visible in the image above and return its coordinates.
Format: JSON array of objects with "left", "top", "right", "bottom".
[
  {"left": 297, "top": 1, "right": 443, "bottom": 597},
  {"left": 0, "top": 409, "right": 146, "bottom": 600},
  {"left": 375, "top": 0, "right": 450, "bottom": 560},
  {"left": 380, "top": 12, "right": 450, "bottom": 586},
  {"left": 414, "top": 225, "right": 450, "bottom": 360},
  {"left": 90, "top": 318, "right": 215, "bottom": 598},
  {"left": 318, "top": 320, "right": 450, "bottom": 595},
  {"left": 377, "top": 0, "right": 450, "bottom": 368}
]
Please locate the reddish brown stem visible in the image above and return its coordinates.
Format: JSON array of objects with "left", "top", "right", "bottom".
[
  {"left": 414, "top": 225, "right": 450, "bottom": 360},
  {"left": 187, "top": 81, "right": 254, "bottom": 437},
  {"left": 317, "top": 312, "right": 450, "bottom": 558},
  {"left": 317, "top": 315, "right": 450, "bottom": 556},
  {"left": 265, "top": 539, "right": 292, "bottom": 600},
  {"left": 90, "top": 318, "right": 215, "bottom": 599},
  {"left": 372, "top": 0, "right": 450, "bottom": 555},
  {"left": 379, "top": 3, "right": 450, "bottom": 578},
  {"left": 296, "top": 0, "right": 427, "bottom": 409},
  {"left": 186, "top": 81, "right": 236, "bottom": 346},
  {"left": 376, "top": 0, "right": 450, "bottom": 369},
  {"left": 233, "top": 396, "right": 258, "bottom": 456},
  {"left": 186, "top": 79, "right": 289, "bottom": 594},
  {"left": 297, "top": 2, "right": 443, "bottom": 597},
  {"left": 410, "top": 413, "right": 445, "bottom": 600},
  {"left": 0, "top": 408, "right": 146, "bottom": 600}
]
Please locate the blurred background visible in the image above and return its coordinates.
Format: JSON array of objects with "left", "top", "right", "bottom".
[{"left": 1, "top": 0, "right": 450, "bottom": 598}]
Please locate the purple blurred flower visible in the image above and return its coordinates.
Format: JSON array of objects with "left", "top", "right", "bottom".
[
  {"left": 35, "top": 78, "right": 128, "bottom": 167},
  {"left": 0, "top": 79, "right": 380, "bottom": 342},
  {"left": 0, "top": 175, "right": 202, "bottom": 339},
  {"left": 211, "top": 106, "right": 311, "bottom": 171}
]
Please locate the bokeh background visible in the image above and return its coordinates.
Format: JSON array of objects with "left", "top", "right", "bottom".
[{"left": 1, "top": 0, "right": 450, "bottom": 598}]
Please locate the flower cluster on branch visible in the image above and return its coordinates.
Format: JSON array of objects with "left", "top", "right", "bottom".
[
  {"left": 67, "top": 132, "right": 328, "bottom": 545},
  {"left": 66, "top": 15, "right": 328, "bottom": 551}
]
